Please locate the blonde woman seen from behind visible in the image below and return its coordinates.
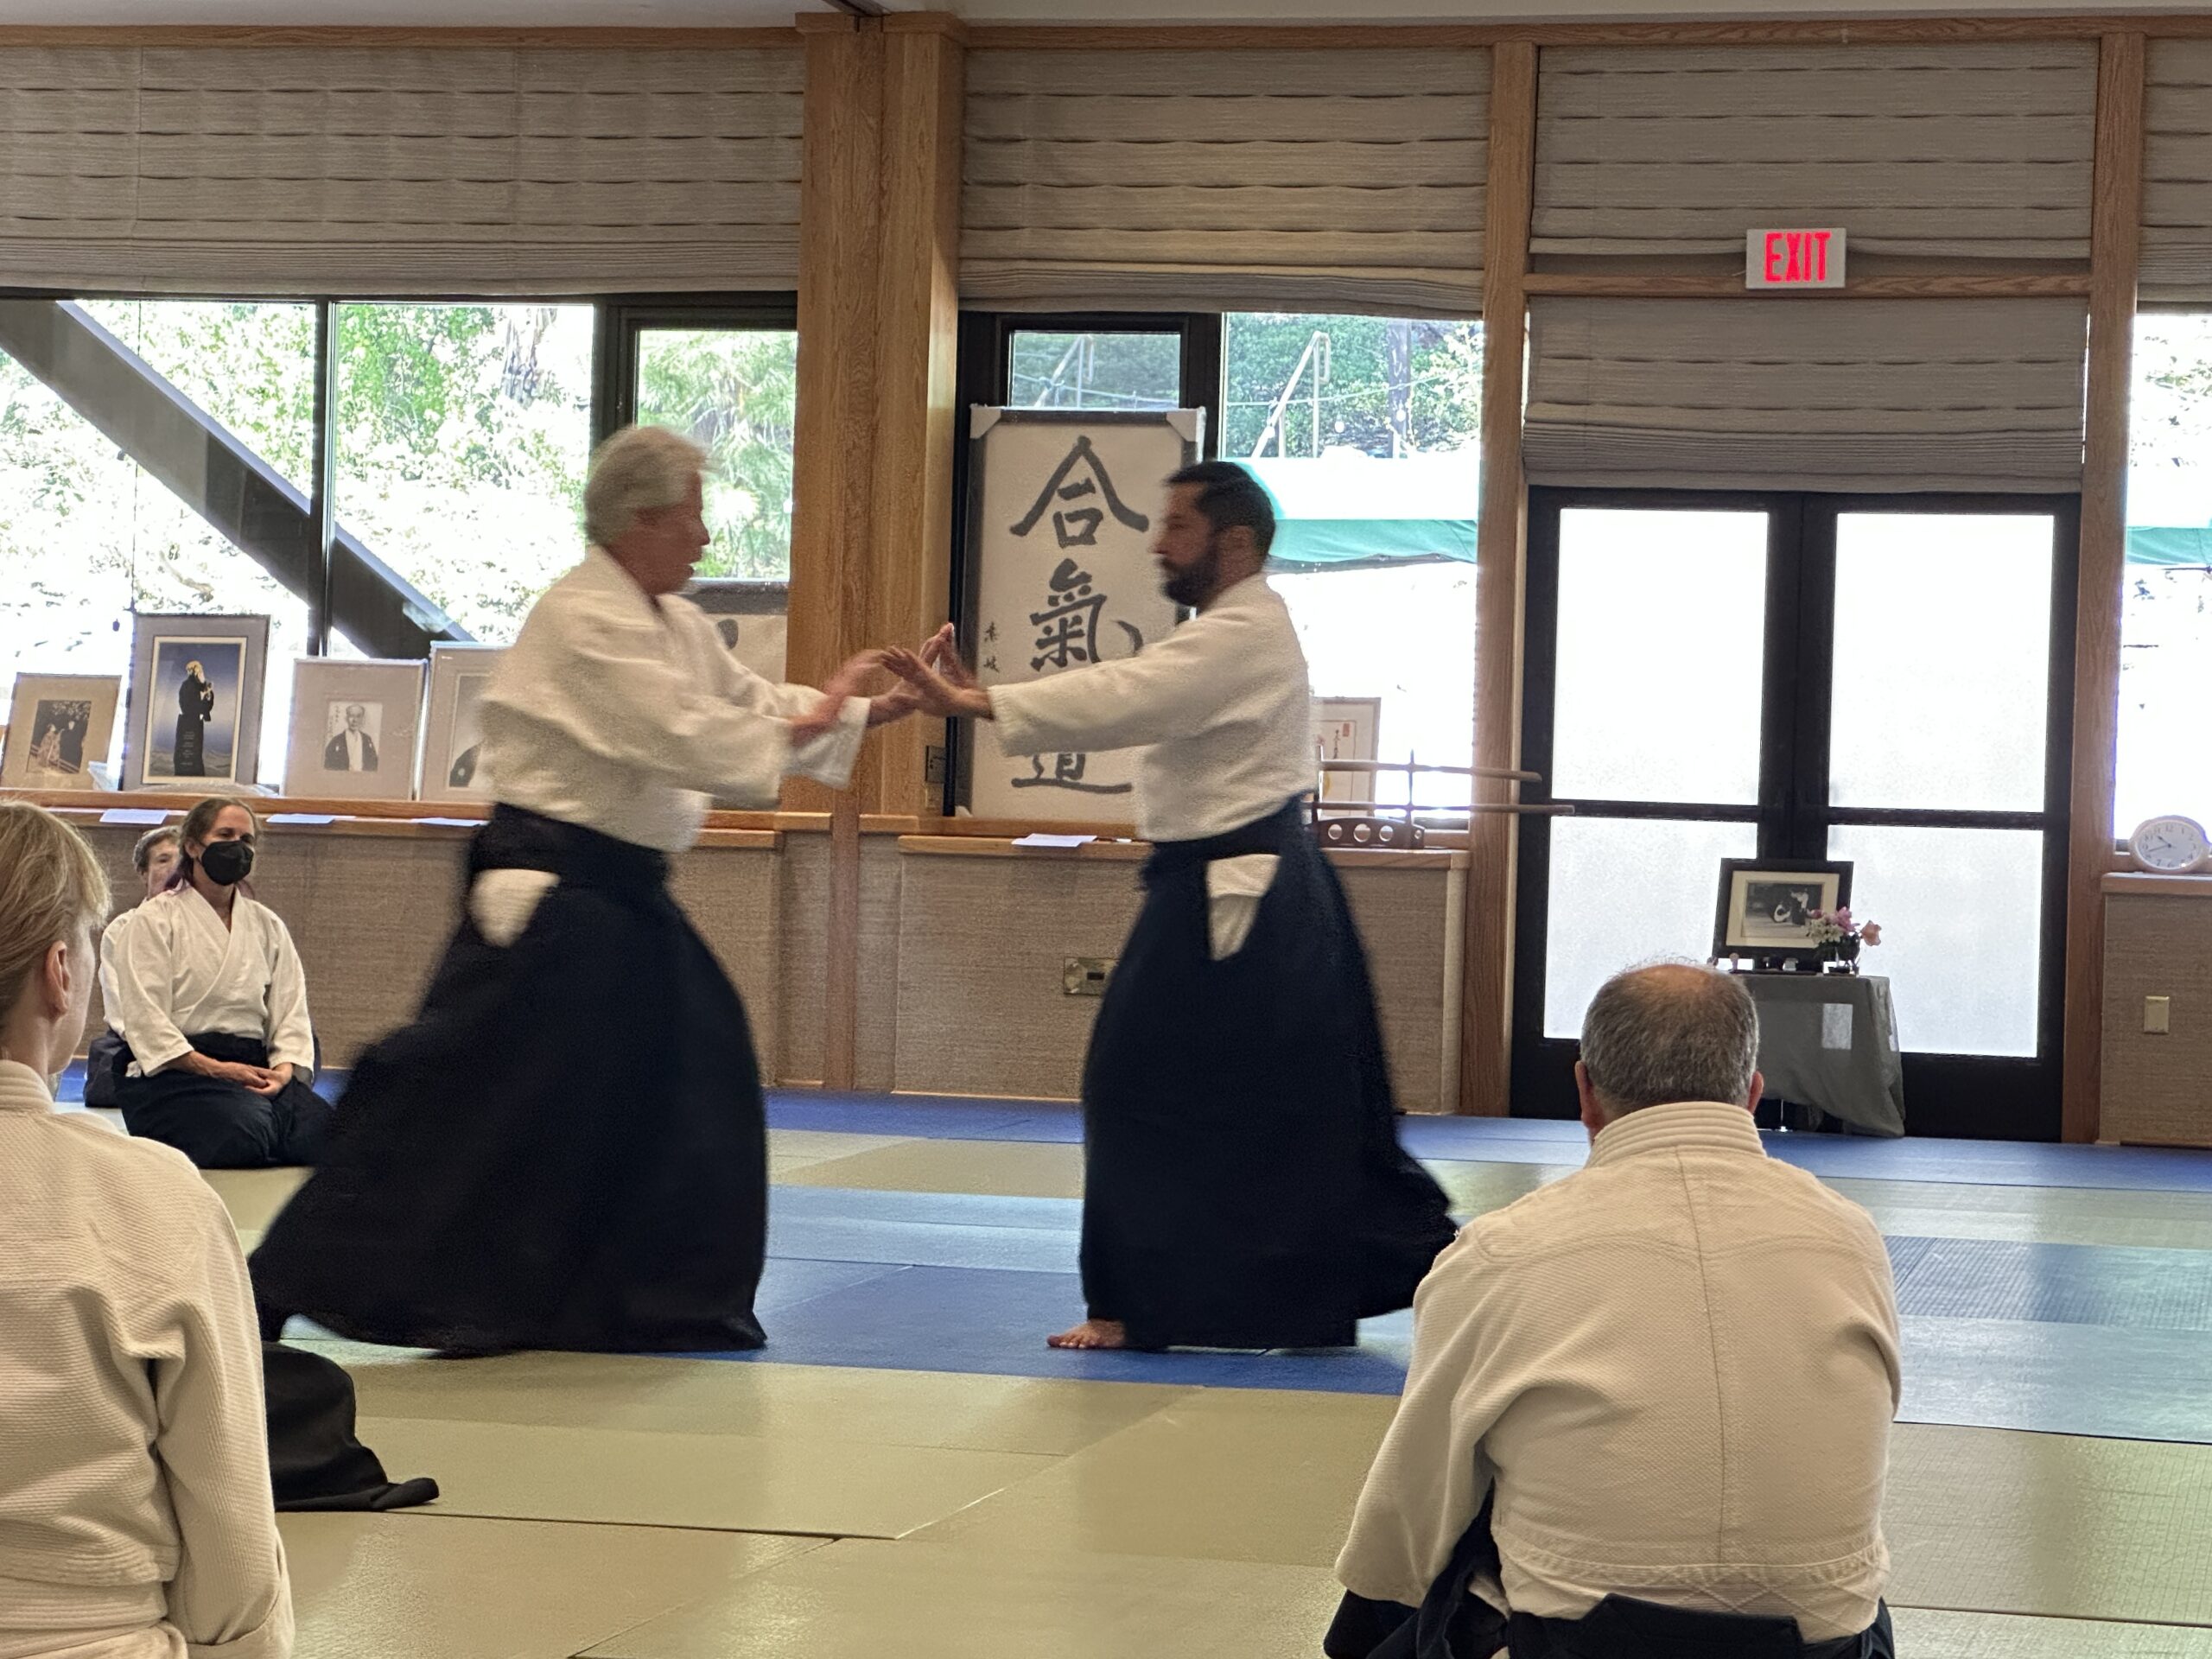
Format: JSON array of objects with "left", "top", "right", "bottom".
[{"left": 0, "top": 802, "right": 293, "bottom": 1659}]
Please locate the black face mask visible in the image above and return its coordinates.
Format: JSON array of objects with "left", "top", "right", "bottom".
[{"left": 197, "top": 840, "right": 255, "bottom": 887}]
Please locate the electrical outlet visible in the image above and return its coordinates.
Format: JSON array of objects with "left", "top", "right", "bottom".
[
  {"left": 924, "top": 745, "right": 947, "bottom": 786},
  {"left": 2145, "top": 995, "right": 2172, "bottom": 1035},
  {"left": 1063, "top": 957, "right": 1114, "bottom": 997}
]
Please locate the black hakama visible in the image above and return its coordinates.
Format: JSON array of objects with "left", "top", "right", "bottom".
[
  {"left": 1077, "top": 798, "right": 1456, "bottom": 1350},
  {"left": 112, "top": 1032, "right": 333, "bottom": 1168},
  {"left": 250, "top": 804, "right": 771, "bottom": 1356}
]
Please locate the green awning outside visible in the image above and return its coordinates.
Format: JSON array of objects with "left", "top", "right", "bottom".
[
  {"left": 1249, "top": 451, "right": 1479, "bottom": 568},
  {"left": 1249, "top": 452, "right": 2212, "bottom": 572},
  {"left": 2129, "top": 526, "right": 2212, "bottom": 567}
]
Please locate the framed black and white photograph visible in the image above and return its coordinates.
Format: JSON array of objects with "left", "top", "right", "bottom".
[
  {"left": 1714, "top": 858, "right": 1854, "bottom": 963},
  {"left": 688, "top": 579, "right": 789, "bottom": 684},
  {"left": 1313, "top": 695, "right": 1383, "bottom": 809},
  {"left": 123, "top": 614, "right": 270, "bottom": 791},
  {"left": 286, "top": 658, "right": 427, "bottom": 801},
  {"left": 1, "top": 673, "right": 123, "bottom": 790},
  {"left": 419, "top": 644, "right": 506, "bottom": 804}
]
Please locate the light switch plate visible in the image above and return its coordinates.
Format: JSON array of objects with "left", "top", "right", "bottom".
[
  {"left": 2145, "top": 995, "right": 2172, "bottom": 1035},
  {"left": 1063, "top": 957, "right": 1114, "bottom": 997}
]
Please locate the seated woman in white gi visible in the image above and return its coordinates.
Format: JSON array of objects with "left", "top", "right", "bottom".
[
  {"left": 80, "top": 823, "right": 180, "bottom": 1109},
  {"left": 105, "top": 796, "right": 331, "bottom": 1169},
  {"left": 0, "top": 802, "right": 293, "bottom": 1659}
]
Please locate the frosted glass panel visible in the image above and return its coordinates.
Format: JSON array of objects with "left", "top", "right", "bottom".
[
  {"left": 1829, "top": 514, "right": 2052, "bottom": 811},
  {"left": 1543, "top": 817, "right": 1759, "bottom": 1039},
  {"left": 1827, "top": 824, "right": 2044, "bottom": 1058},
  {"left": 1552, "top": 509, "right": 1767, "bottom": 804}
]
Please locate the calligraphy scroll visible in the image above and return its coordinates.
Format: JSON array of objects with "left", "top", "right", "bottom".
[{"left": 963, "top": 407, "right": 1198, "bottom": 821}]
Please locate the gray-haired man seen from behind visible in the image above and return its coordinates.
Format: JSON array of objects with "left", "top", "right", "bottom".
[{"left": 1332, "top": 963, "right": 1899, "bottom": 1659}]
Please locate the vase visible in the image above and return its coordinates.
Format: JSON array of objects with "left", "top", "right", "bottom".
[{"left": 1824, "top": 938, "right": 1862, "bottom": 975}]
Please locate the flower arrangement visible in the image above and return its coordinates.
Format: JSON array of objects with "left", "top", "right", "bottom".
[{"left": 1807, "top": 906, "right": 1882, "bottom": 969}]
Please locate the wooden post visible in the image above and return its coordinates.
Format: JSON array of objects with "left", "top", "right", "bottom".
[
  {"left": 1459, "top": 41, "right": 1536, "bottom": 1116},
  {"left": 788, "top": 12, "right": 965, "bottom": 1087},
  {"left": 2063, "top": 32, "right": 2145, "bottom": 1142},
  {"left": 870, "top": 14, "right": 967, "bottom": 817}
]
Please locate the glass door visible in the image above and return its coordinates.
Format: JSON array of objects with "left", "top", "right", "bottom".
[{"left": 1512, "top": 490, "right": 2076, "bottom": 1140}]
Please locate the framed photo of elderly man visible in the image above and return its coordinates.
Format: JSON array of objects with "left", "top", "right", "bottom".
[
  {"left": 1713, "top": 858, "right": 1853, "bottom": 968},
  {"left": 122, "top": 614, "right": 270, "bottom": 791},
  {"left": 1, "top": 674, "right": 122, "bottom": 790},
  {"left": 418, "top": 644, "right": 508, "bottom": 804},
  {"left": 285, "top": 658, "right": 427, "bottom": 801}
]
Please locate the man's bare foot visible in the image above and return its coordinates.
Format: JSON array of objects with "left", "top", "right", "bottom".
[{"left": 1047, "top": 1318, "right": 1128, "bottom": 1351}]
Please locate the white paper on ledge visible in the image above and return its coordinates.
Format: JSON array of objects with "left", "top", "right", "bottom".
[
  {"left": 1011, "top": 833, "right": 1096, "bottom": 849},
  {"left": 99, "top": 808, "right": 170, "bottom": 826},
  {"left": 266, "top": 813, "right": 339, "bottom": 825}
]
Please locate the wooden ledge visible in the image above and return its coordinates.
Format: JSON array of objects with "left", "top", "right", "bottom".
[
  {"left": 899, "top": 835, "right": 1467, "bottom": 870},
  {"left": 2102, "top": 871, "right": 2212, "bottom": 899},
  {"left": 899, "top": 835, "right": 1149, "bottom": 862}
]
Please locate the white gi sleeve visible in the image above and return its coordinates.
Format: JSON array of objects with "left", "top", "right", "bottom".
[
  {"left": 260, "top": 914, "right": 316, "bottom": 1080},
  {"left": 156, "top": 1185, "right": 296, "bottom": 1659},
  {"left": 1335, "top": 1228, "right": 1508, "bottom": 1612},
  {"left": 986, "top": 604, "right": 1279, "bottom": 759},
  {"left": 103, "top": 906, "right": 196, "bottom": 1077}
]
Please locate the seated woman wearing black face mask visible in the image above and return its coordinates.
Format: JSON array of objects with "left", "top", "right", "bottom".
[{"left": 105, "top": 797, "right": 332, "bottom": 1168}]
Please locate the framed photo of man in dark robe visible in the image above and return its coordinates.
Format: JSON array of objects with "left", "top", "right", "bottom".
[
  {"left": 419, "top": 643, "right": 506, "bottom": 804},
  {"left": 285, "top": 658, "right": 427, "bottom": 801},
  {"left": 123, "top": 615, "right": 270, "bottom": 791},
  {"left": 1, "top": 673, "right": 123, "bottom": 790}
]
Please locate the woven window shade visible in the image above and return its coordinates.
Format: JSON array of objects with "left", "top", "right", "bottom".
[
  {"left": 962, "top": 49, "right": 1487, "bottom": 318},
  {"left": 1534, "top": 43, "right": 2095, "bottom": 261},
  {"left": 1523, "top": 298, "right": 2088, "bottom": 494},
  {"left": 2144, "top": 42, "right": 2212, "bottom": 303},
  {"left": 0, "top": 45, "right": 803, "bottom": 295}
]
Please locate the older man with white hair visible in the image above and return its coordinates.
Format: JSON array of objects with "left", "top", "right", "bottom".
[
  {"left": 252, "top": 424, "right": 934, "bottom": 1357},
  {"left": 1331, "top": 963, "right": 1900, "bottom": 1659}
]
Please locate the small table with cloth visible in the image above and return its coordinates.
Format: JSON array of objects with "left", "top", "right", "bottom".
[{"left": 1736, "top": 972, "right": 1905, "bottom": 1138}]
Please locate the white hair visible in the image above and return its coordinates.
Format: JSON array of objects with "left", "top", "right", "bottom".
[
  {"left": 1580, "top": 960, "right": 1760, "bottom": 1118},
  {"left": 584, "top": 424, "right": 707, "bottom": 548}
]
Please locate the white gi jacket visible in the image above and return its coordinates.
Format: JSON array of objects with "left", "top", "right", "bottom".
[
  {"left": 99, "top": 890, "right": 315, "bottom": 1080},
  {"left": 1336, "top": 1102, "right": 1901, "bottom": 1643},
  {"left": 987, "top": 574, "right": 1314, "bottom": 957},
  {"left": 479, "top": 548, "right": 870, "bottom": 855},
  {"left": 0, "top": 1061, "right": 293, "bottom": 1659}
]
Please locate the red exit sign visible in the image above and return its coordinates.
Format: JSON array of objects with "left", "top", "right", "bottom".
[{"left": 1746, "top": 227, "right": 1846, "bottom": 289}]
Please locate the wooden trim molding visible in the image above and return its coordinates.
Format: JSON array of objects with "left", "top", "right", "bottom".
[
  {"left": 1522, "top": 272, "right": 2095, "bottom": 300},
  {"left": 2101, "top": 871, "right": 2212, "bottom": 898},
  {"left": 2063, "top": 31, "right": 2147, "bottom": 1145},
  {"left": 0, "top": 26, "right": 804, "bottom": 47},
  {"left": 1461, "top": 41, "right": 1536, "bottom": 1120},
  {"left": 967, "top": 16, "right": 2212, "bottom": 49}
]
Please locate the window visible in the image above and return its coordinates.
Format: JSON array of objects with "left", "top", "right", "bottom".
[
  {"left": 0, "top": 301, "right": 317, "bottom": 784},
  {"left": 334, "top": 303, "right": 595, "bottom": 647},
  {"left": 1224, "top": 313, "right": 1483, "bottom": 816},
  {"left": 2, "top": 294, "right": 790, "bottom": 792},
  {"left": 1008, "top": 329, "right": 1183, "bottom": 411},
  {"left": 2120, "top": 313, "right": 2212, "bottom": 836}
]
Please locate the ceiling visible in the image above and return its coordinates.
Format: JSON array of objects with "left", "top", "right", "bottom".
[{"left": 7, "top": 0, "right": 2208, "bottom": 23}]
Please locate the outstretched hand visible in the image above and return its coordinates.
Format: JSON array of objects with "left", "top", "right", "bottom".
[
  {"left": 791, "top": 651, "right": 886, "bottom": 741},
  {"left": 882, "top": 641, "right": 992, "bottom": 721},
  {"left": 865, "top": 625, "right": 962, "bottom": 727}
]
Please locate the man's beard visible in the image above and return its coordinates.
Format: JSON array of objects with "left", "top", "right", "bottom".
[{"left": 1161, "top": 537, "right": 1221, "bottom": 608}]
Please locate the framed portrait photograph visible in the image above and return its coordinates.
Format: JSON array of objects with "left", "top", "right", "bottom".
[
  {"left": 687, "top": 579, "right": 789, "bottom": 684},
  {"left": 419, "top": 644, "right": 506, "bottom": 804},
  {"left": 1714, "top": 858, "right": 1854, "bottom": 964},
  {"left": 286, "top": 658, "right": 427, "bottom": 801},
  {"left": 1313, "top": 695, "right": 1383, "bottom": 809},
  {"left": 123, "top": 614, "right": 270, "bottom": 791},
  {"left": 1, "top": 673, "right": 123, "bottom": 790}
]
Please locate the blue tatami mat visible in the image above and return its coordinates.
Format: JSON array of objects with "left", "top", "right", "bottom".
[
  {"left": 743, "top": 1186, "right": 2212, "bottom": 1440},
  {"left": 764, "top": 1090, "right": 2212, "bottom": 1195}
]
